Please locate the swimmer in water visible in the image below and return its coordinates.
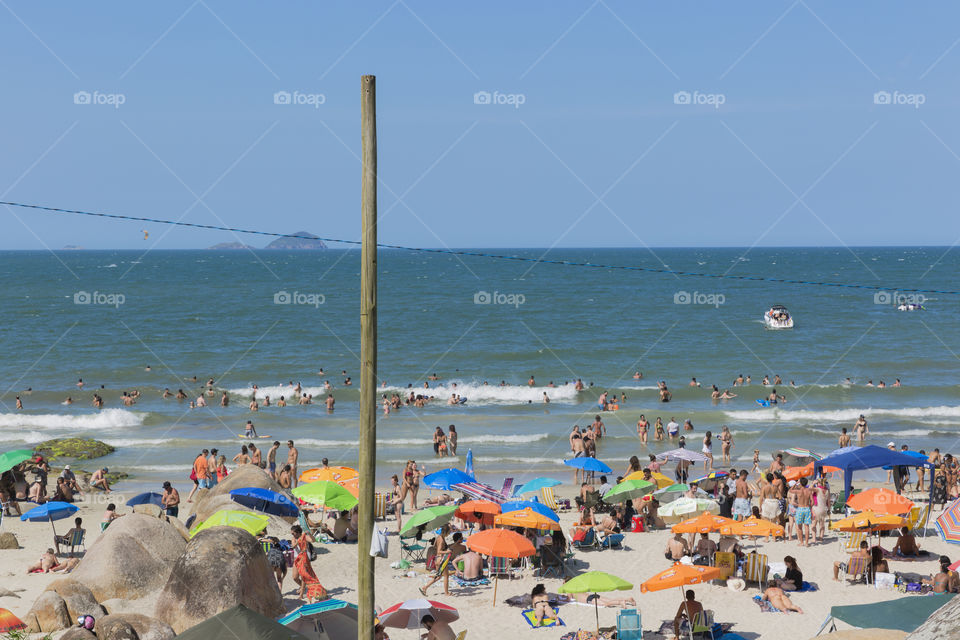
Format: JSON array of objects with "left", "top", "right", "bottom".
[
  {"left": 767, "top": 388, "right": 785, "bottom": 404},
  {"left": 633, "top": 371, "right": 642, "bottom": 379}
]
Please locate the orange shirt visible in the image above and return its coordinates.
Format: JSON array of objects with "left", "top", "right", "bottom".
[{"left": 194, "top": 455, "right": 210, "bottom": 480}]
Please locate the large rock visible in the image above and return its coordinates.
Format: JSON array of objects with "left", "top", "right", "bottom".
[
  {"left": 153, "top": 527, "right": 283, "bottom": 632},
  {"left": 166, "top": 515, "right": 190, "bottom": 542},
  {"left": 190, "top": 493, "right": 292, "bottom": 538},
  {"left": 907, "top": 594, "right": 960, "bottom": 639},
  {"left": 68, "top": 513, "right": 186, "bottom": 602},
  {"left": 60, "top": 628, "right": 97, "bottom": 640},
  {"left": 46, "top": 578, "right": 105, "bottom": 620},
  {"left": 26, "top": 590, "right": 71, "bottom": 632},
  {"left": 108, "top": 614, "right": 175, "bottom": 640},
  {"left": 191, "top": 464, "right": 283, "bottom": 517},
  {"left": 34, "top": 437, "right": 115, "bottom": 461},
  {"left": 96, "top": 616, "right": 138, "bottom": 640},
  {"left": 0, "top": 531, "right": 18, "bottom": 549}
]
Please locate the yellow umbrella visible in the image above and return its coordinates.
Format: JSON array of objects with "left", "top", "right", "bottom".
[
  {"left": 832, "top": 510, "right": 906, "bottom": 532},
  {"left": 624, "top": 470, "right": 673, "bottom": 489},
  {"left": 494, "top": 508, "right": 561, "bottom": 531},
  {"left": 190, "top": 510, "right": 269, "bottom": 537}
]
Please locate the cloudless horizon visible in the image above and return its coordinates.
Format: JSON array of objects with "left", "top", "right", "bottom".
[{"left": 3, "top": 2, "right": 960, "bottom": 251}]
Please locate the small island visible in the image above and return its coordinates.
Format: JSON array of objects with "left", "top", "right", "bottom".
[{"left": 264, "top": 231, "right": 327, "bottom": 250}]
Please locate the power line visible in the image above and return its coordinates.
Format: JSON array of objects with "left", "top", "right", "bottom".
[{"left": 2, "top": 199, "right": 958, "bottom": 296}]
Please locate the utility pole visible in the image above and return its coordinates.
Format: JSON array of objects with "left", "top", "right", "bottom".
[{"left": 358, "top": 74, "right": 378, "bottom": 640}]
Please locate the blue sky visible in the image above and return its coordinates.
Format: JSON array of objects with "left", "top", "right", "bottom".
[{"left": 1, "top": 1, "right": 959, "bottom": 249}]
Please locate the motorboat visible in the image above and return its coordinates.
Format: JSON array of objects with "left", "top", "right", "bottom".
[{"left": 763, "top": 304, "right": 794, "bottom": 329}]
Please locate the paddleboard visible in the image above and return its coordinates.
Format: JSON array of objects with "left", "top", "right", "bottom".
[
  {"left": 238, "top": 434, "right": 273, "bottom": 439},
  {"left": 755, "top": 399, "right": 770, "bottom": 407}
]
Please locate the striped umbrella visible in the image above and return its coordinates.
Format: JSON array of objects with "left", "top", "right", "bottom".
[
  {"left": 775, "top": 448, "right": 822, "bottom": 466},
  {"left": 451, "top": 481, "right": 506, "bottom": 504},
  {"left": 936, "top": 497, "right": 960, "bottom": 544}
]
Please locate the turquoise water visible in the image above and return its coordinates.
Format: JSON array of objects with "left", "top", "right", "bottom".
[{"left": 1, "top": 247, "right": 959, "bottom": 491}]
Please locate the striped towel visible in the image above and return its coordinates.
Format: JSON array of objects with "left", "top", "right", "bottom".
[{"left": 452, "top": 481, "right": 507, "bottom": 504}]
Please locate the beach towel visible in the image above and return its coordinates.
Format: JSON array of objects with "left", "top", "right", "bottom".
[
  {"left": 797, "top": 581, "right": 818, "bottom": 592},
  {"left": 453, "top": 575, "right": 490, "bottom": 586},
  {"left": 752, "top": 594, "right": 780, "bottom": 613},
  {"left": 522, "top": 609, "right": 564, "bottom": 628}
]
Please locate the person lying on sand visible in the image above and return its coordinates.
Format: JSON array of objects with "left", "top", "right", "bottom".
[
  {"left": 531, "top": 583, "right": 557, "bottom": 626},
  {"left": 423, "top": 493, "right": 454, "bottom": 507},
  {"left": 27, "top": 549, "right": 59, "bottom": 573},
  {"left": 574, "top": 592, "right": 635, "bottom": 607},
  {"left": 762, "top": 587, "right": 804, "bottom": 613}
]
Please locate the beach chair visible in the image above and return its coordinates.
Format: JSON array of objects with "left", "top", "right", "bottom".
[
  {"left": 297, "top": 510, "right": 319, "bottom": 537},
  {"left": 838, "top": 531, "right": 866, "bottom": 554},
  {"left": 617, "top": 608, "right": 642, "bottom": 640},
  {"left": 67, "top": 528, "right": 86, "bottom": 557},
  {"left": 743, "top": 552, "right": 768, "bottom": 591},
  {"left": 908, "top": 504, "right": 930, "bottom": 537},
  {"left": 538, "top": 545, "right": 566, "bottom": 578},
  {"left": 840, "top": 555, "right": 869, "bottom": 586},
  {"left": 374, "top": 492, "right": 387, "bottom": 520},
  {"left": 488, "top": 555, "right": 513, "bottom": 579},
  {"left": 401, "top": 540, "right": 426, "bottom": 563},
  {"left": 499, "top": 478, "right": 514, "bottom": 498},
  {"left": 599, "top": 532, "right": 624, "bottom": 550},
  {"left": 541, "top": 486, "right": 570, "bottom": 512},
  {"left": 571, "top": 528, "right": 597, "bottom": 551},
  {"left": 690, "top": 610, "right": 715, "bottom": 639},
  {"left": 454, "top": 631, "right": 467, "bottom": 640},
  {"left": 712, "top": 551, "right": 736, "bottom": 580}
]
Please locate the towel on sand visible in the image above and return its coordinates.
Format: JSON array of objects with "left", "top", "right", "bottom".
[
  {"left": 522, "top": 609, "right": 564, "bottom": 628},
  {"left": 753, "top": 594, "right": 780, "bottom": 613},
  {"left": 454, "top": 575, "right": 491, "bottom": 586}
]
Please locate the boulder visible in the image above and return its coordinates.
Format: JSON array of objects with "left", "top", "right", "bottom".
[
  {"left": 0, "top": 531, "right": 18, "bottom": 549},
  {"left": 46, "top": 578, "right": 106, "bottom": 620},
  {"left": 192, "top": 464, "right": 282, "bottom": 516},
  {"left": 68, "top": 513, "right": 186, "bottom": 602},
  {"left": 108, "top": 613, "right": 175, "bottom": 640},
  {"left": 154, "top": 526, "right": 283, "bottom": 632},
  {"left": 166, "top": 515, "right": 190, "bottom": 542},
  {"left": 34, "top": 437, "right": 115, "bottom": 461},
  {"left": 908, "top": 594, "right": 960, "bottom": 639},
  {"left": 96, "top": 616, "right": 138, "bottom": 640},
  {"left": 26, "top": 590, "right": 71, "bottom": 632},
  {"left": 60, "top": 628, "right": 97, "bottom": 640}
]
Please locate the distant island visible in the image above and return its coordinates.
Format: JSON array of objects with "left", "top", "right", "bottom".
[
  {"left": 62, "top": 245, "right": 84, "bottom": 250},
  {"left": 206, "top": 232, "right": 326, "bottom": 250}
]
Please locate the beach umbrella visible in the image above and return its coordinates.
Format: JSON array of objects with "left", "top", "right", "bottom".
[
  {"left": 783, "top": 461, "right": 840, "bottom": 482},
  {"left": 558, "top": 571, "right": 633, "bottom": 637},
  {"left": 672, "top": 512, "right": 735, "bottom": 535},
  {"left": 298, "top": 466, "right": 358, "bottom": 484},
  {"left": 775, "top": 448, "right": 822, "bottom": 466},
  {"left": 454, "top": 500, "right": 500, "bottom": 525},
  {"left": 127, "top": 491, "right": 165, "bottom": 516},
  {"left": 624, "top": 470, "right": 674, "bottom": 489},
  {"left": 832, "top": 510, "right": 906, "bottom": 533},
  {"left": 653, "top": 483, "right": 694, "bottom": 504},
  {"left": 20, "top": 501, "right": 79, "bottom": 538},
  {"left": 719, "top": 516, "right": 785, "bottom": 538},
  {"left": 291, "top": 480, "right": 359, "bottom": 511},
  {"left": 0, "top": 608, "right": 26, "bottom": 633},
  {"left": 691, "top": 471, "right": 728, "bottom": 493},
  {"left": 494, "top": 507, "right": 561, "bottom": 531},
  {"left": 846, "top": 488, "right": 914, "bottom": 515},
  {"left": 513, "top": 477, "right": 562, "bottom": 496},
  {"left": 658, "top": 497, "right": 719, "bottom": 522},
  {"left": 278, "top": 599, "right": 357, "bottom": 638},
  {"left": 500, "top": 499, "right": 559, "bottom": 522},
  {"left": 399, "top": 505, "right": 457, "bottom": 539},
  {"left": 451, "top": 480, "right": 505, "bottom": 504},
  {"left": 422, "top": 468, "right": 474, "bottom": 490},
  {"left": 936, "top": 498, "right": 960, "bottom": 545},
  {"left": 603, "top": 479, "right": 656, "bottom": 503},
  {"left": 229, "top": 487, "right": 299, "bottom": 517},
  {"left": 0, "top": 449, "right": 33, "bottom": 474},
  {"left": 640, "top": 563, "right": 721, "bottom": 640},
  {"left": 379, "top": 598, "right": 458, "bottom": 630},
  {"left": 190, "top": 510, "right": 269, "bottom": 537},
  {"left": 656, "top": 449, "right": 708, "bottom": 463},
  {"left": 563, "top": 457, "right": 613, "bottom": 473},
  {"left": 465, "top": 528, "right": 536, "bottom": 605}
]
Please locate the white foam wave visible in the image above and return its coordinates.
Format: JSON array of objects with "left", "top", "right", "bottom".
[
  {"left": 0, "top": 408, "right": 144, "bottom": 430},
  {"left": 226, "top": 385, "right": 328, "bottom": 399},
  {"left": 382, "top": 382, "right": 580, "bottom": 405},
  {"left": 101, "top": 437, "right": 174, "bottom": 447},
  {"left": 725, "top": 405, "right": 960, "bottom": 422},
  {"left": 292, "top": 433, "right": 550, "bottom": 448}
]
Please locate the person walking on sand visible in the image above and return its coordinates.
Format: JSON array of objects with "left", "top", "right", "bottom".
[{"left": 287, "top": 441, "right": 299, "bottom": 488}]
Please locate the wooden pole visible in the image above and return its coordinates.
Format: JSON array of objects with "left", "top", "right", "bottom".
[{"left": 358, "top": 74, "right": 378, "bottom": 640}]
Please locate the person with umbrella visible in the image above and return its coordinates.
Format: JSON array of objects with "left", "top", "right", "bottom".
[
  {"left": 161, "top": 482, "right": 180, "bottom": 517},
  {"left": 672, "top": 590, "right": 704, "bottom": 639}
]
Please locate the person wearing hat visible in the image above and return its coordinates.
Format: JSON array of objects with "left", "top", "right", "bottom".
[
  {"left": 90, "top": 467, "right": 111, "bottom": 493},
  {"left": 161, "top": 481, "right": 180, "bottom": 518},
  {"left": 59, "top": 465, "right": 82, "bottom": 496}
]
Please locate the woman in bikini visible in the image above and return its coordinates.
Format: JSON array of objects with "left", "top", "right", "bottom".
[
  {"left": 388, "top": 474, "right": 404, "bottom": 533},
  {"left": 720, "top": 425, "right": 733, "bottom": 464},
  {"left": 702, "top": 432, "right": 714, "bottom": 471},
  {"left": 636, "top": 415, "right": 649, "bottom": 444},
  {"left": 402, "top": 461, "right": 415, "bottom": 511},
  {"left": 531, "top": 583, "right": 557, "bottom": 625},
  {"left": 654, "top": 417, "right": 665, "bottom": 441}
]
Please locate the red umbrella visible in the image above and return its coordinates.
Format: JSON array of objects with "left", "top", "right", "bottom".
[
  {"left": 379, "top": 598, "right": 459, "bottom": 630},
  {"left": 0, "top": 608, "right": 26, "bottom": 633}
]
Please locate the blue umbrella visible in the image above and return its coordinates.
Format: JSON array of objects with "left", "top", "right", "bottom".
[
  {"left": 563, "top": 457, "right": 613, "bottom": 473},
  {"left": 20, "top": 501, "right": 79, "bottom": 537},
  {"left": 422, "top": 468, "right": 475, "bottom": 490},
  {"left": 513, "top": 477, "right": 562, "bottom": 496},
  {"left": 229, "top": 487, "right": 299, "bottom": 517},
  {"left": 500, "top": 498, "right": 559, "bottom": 522},
  {"left": 279, "top": 598, "right": 358, "bottom": 637},
  {"left": 127, "top": 492, "right": 164, "bottom": 507}
]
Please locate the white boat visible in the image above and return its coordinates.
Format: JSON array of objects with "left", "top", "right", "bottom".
[
  {"left": 764, "top": 304, "right": 794, "bottom": 329},
  {"left": 897, "top": 303, "right": 924, "bottom": 311}
]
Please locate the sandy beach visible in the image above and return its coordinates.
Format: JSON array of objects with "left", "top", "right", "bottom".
[{"left": 0, "top": 476, "right": 953, "bottom": 639}]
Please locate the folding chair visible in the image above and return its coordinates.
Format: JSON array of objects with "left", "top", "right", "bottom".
[
  {"left": 909, "top": 504, "right": 930, "bottom": 537},
  {"left": 744, "top": 552, "right": 768, "bottom": 591},
  {"left": 67, "top": 528, "right": 86, "bottom": 557},
  {"left": 499, "top": 478, "right": 514, "bottom": 498},
  {"left": 538, "top": 545, "right": 566, "bottom": 578},
  {"left": 373, "top": 492, "right": 387, "bottom": 520},
  {"left": 840, "top": 555, "right": 869, "bottom": 586},
  {"left": 690, "top": 610, "right": 715, "bottom": 639},
  {"left": 571, "top": 528, "right": 597, "bottom": 551},
  {"left": 599, "top": 532, "right": 624, "bottom": 550},
  {"left": 712, "top": 552, "right": 736, "bottom": 580},
  {"left": 616, "top": 608, "right": 642, "bottom": 640},
  {"left": 541, "top": 486, "right": 571, "bottom": 511},
  {"left": 401, "top": 540, "right": 426, "bottom": 563},
  {"left": 488, "top": 555, "right": 513, "bottom": 579},
  {"left": 839, "top": 531, "right": 865, "bottom": 554}
]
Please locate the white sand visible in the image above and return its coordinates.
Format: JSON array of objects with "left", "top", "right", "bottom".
[{"left": 0, "top": 482, "right": 953, "bottom": 639}]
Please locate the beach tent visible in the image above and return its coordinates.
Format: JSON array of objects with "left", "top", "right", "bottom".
[
  {"left": 814, "top": 445, "right": 933, "bottom": 503},
  {"left": 816, "top": 594, "right": 955, "bottom": 635},
  {"left": 176, "top": 604, "right": 311, "bottom": 640}
]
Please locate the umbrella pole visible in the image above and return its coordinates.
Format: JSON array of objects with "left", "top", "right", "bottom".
[
  {"left": 49, "top": 514, "right": 58, "bottom": 554},
  {"left": 492, "top": 575, "right": 498, "bottom": 606},
  {"left": 594, "top": 594, "right": 600, "bottom": 638}
]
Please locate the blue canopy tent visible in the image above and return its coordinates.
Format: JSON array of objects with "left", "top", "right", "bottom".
[{"left": 814, "top": 445, "right": 934, "bottom": 504}]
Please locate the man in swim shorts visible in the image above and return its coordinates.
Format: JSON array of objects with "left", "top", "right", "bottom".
[
  {"left": 793, "top": 478, "right": 813, "bottom": 546},
  {"left": 733, "top": 470, "right": 752, "bottom": 521}
]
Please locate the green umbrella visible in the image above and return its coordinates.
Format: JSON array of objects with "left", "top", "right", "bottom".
[
  {"left": 558, "top": 571, "right": 634, "bottom": 636},
  {"left": 603, "top": 479, "right": 656, "bottom": 503},
  {"left": 0, "top": 449, "right": 33, "bottom": 474},
  {"left": 399, "top": 505, "right": 457, "bottom": 539},
  {"left": 191, "top": 510, "right": 269, "bottom": 537},
  {"left": 291, "top": 480, "right": 359, "bottom": 511},
  {"left": 653, "top": 483, "right": 690, "bottom": 504}
]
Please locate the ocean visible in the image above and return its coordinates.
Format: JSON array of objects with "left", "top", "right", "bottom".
[{"left": 2, "top": 247, "right": 959, "bottom": 491}]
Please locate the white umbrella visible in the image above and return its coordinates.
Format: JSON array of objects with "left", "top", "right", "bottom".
[
  {"left": 656, "top": 448, "right": 708, "bottom": 462},
  {"left": 658, "top": 497, "right": 719, "bottom": 523}
]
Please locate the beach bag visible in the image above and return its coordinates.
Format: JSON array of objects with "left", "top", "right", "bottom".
[
  {"left": 307, "top": 542, "right": 317, "bottom": 562},
  {"left": 426, "top": 555, "right": 437, "bottom": 571},
  {"left": 572, "top": 529, "right": 587, "bottom": 543},
  {"left": 370, "top": 526, "right": 389, "bottom": 558},
  {"left": 874, "top": 572, "right": 896, "bottom": 590},
  {"left": 189, "top": 469, "right": 197, "bottom": 482}
]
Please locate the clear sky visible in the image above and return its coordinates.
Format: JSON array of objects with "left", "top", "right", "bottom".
[{"left": 1, "top": 1, "right": 959, "bottom": 249}]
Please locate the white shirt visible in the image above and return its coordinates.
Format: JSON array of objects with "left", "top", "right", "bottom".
[
  {"left": 667, "top": 420, "right": 679, "bottom": 433},
  {"left": 599, "top": 482, "right": 612, "bottom": 496}
]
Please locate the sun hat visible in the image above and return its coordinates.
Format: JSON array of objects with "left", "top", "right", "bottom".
[
  {"left": 727, "top": 578, "right": 746, "bottom": 592},
  {"left": 64, "top": 465, "right": 70, "bottom": 470}
]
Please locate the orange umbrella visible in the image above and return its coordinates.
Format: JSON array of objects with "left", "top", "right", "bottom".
[
  {"left": 641, "top": 563, "right": 720, "bottom": 640},
  {"left": 719, "top": 516, "right": 785, "bottom": 538},
  {"left": 846, "top": 488, "right": 914, "bottom": 515},
  {"left": 299, "top": 466, "right": 358, "bottom": 484},
  {"left": 671, "top": 512, "right": 735, "bottom": 534},
  {"left": 494, "top": 508, "right": 562, "bottom": 531},
  {"left": 455, "top": 500, "right": 501, "bottom": 525},
  {"left": 465, "top": 528, "right": 536, "bottom": 605},
  {"left": 783, "top": 461, "right": 840, "bottom": 481},
  {"left": 0, "top": 608, "right": 26, "bottom": 633},
  {"left": 832, "top": 510, "right": 906, "bottom": 532}
]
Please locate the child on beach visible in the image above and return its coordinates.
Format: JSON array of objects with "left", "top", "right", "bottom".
[{"left": 751, "top": 450, "right": 760, "bottom": 474}]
